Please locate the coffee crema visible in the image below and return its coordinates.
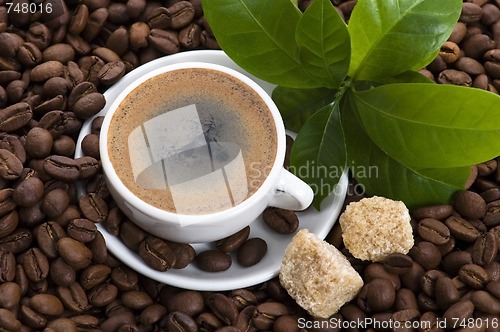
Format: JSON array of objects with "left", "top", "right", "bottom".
[{"left": 107, "top": 68, "right": 278, "bottom": 214}]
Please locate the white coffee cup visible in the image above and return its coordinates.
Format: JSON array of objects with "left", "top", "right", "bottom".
[{"left": 99, "top": 62, "right": 313, "bottom": 243}]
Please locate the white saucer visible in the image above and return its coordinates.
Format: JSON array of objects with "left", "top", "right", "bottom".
[{"left": 75, "top": 50, "right": 348, "bottom": 291}]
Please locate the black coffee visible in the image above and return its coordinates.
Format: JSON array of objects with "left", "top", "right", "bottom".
[{"left": 108, "top": 67, "right": 277, "bottom": 214}]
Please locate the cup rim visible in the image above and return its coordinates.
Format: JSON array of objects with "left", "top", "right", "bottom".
[{"left": 99, "top": 61, "right": 286, "bottom": 224}]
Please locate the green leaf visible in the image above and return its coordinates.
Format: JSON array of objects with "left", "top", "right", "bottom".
[
  {"left": 352, "top": 83, "right": 500, "bottom": 168},
  {"left": 342, "top": 94, "right": 469, "bottom": 209},
  {"left": 202, "top": 0, "right": 319, "bottom": 88},
  {"left": 348, "top": 0, "right": 462, "bottom": 81},
  {"left": 296, "top": 0, "right": 350, "bottom": 88},
  {"left": 290, "top": 101, "right": 346, "bottom": 210},
  {"left": 272, "top": 86, "right": 336, "bottom": 132}
]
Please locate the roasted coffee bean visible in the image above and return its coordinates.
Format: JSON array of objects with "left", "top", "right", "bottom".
[
  {"left": 0, "top": 282, "right": 21, "bottom": 309},
  {"left": 68, "top": 81, "right": 96, "bottom": 108},
  {"left": 79, "top": 193, "right": 108, "bottom": 223},
  {"left": 70, "top": 4, "right": 90, "bottom": 35},
  {"left": 20, "top": 304, "right": 47, "bottom": 329},
  {"left": 480, "top": 187, "right": 500, "bottom": 204},
  {"left": 42, "top": 187, "right": 70, "bottom": 218},
  {"left": 79, "top": 55, "right": 105, "bottom": 86},
  {"left": 57, "top": 237, "right": 92, "bottom": 270},
  {"left": 0, "top": 229, "right": 32, "bottom": 254},
  {"left": 0, "top": 71, "right": 21, "bottom": 86},
  {"left": 50, "top": 257, "right": 76, "bottom": 287},
  {"left": 179, "top": 23, "right": 202, "bottom": 48},
  {"left": 73, "top": 91, "right": 106, "bottom": 119},
  {"left": 366, "top": 278, "right": 396, "bottom": 312},
  {"left": 417, "top": 218, "right": 451, "bottom": 245},
  {"left": 6, "top": 80, "right": 26, "bottom": 104},
  {"left": 66, "top": 30, "right": 92, "bottom": 54},
  {"left": 130, "top": 22, "right": 150, "bottom": 49},
  {"left": 196, "top": 250, "right": 232, "bottom": 272},
  {"left": 484, "top": 199, "right": 500, "bottom": 226},
  {"left": 459, "top": 263, "right": 489, "bottom": 289},
  {"left": 471, "top": 290, "right": 500, "bottom": 314},
  {"left": 234, "top": 305, "right": 256, "bottom": 332},
  {"left": 98, "top": 61, "right": 125, "bottom": 86},
  {"left": 43, "top": 155, "right": 80, "bottom": 182},
  {"left": 445, "top": 215, "right": 481, "bottom": 242},
  {"left": 440, "top": 41, "right": 461, "bottom": 63},
  {"left": 81, "top": 133, "right": 100, "bottom": 159},
  {"left": 46, "top": 317, "right": 78, "bottom": 332},
  {"left": 435, "top": 276, "right": 460, "bottom": 310},
  {"left": 88, "top": 282, "right": 118, "bottom": 307},
  {"left": 13, "top": 176, "right": 44, "bottom": 208},
  {"left": 148, "top": 29, "right": 180, "bottom": 54},
  {"left": 453, "top": 190, "right": 487, "bottom": 219},
  {"left": 437, "top": 69, "right": 472, "bottom": 86},
  {"left": 16, "top": 43, "right": 42, "bottom": 68},
  {"left": 409, "top": 241, "right": 441, "bottom": 270},
  {"left": 148, "top": 6, "right": 172, "bottom": 29},
  {"left": 0, "top": 250, "right": 15, "bottom": 282},
  {"left": 0, "top": 308, "right": 21, "bottom": 331},
  {"left": 164, "top": 311, "right": 198, "bottom": 332},
  {"left": 105, "top": 26, "right": 129, "bottom": 56},
  {"left": 29, "top": 293, "right": 65, "bottom": 317},
  {"left": 25, "top": 127, "right": 53, "bottom": 159},
  {"left": 34, "top": 94, "right": 65, "bottom": 116},
  {"left": 0, "top": 102, "right": 32, "bottom": 132},
  {"left": 168, "top": 242, "right": 196, "bottom": 269},
  {"left": 89, "top": 231, "right": 108, "bottom": 264},
  {"left": 206, "top": 293, "right": 239, "bottom": 326},
  {"left": 139, "top": 236, "right": 176, "bottom": 272},
  {"left": 443, "top": 250, "right": 473, "bottom": 276},
  {"left": 0, "top": 149, "right": 22, "bottom": 181},
  {"left": 365, "top": 262, "right": 401, "bottom": 290},
  {"left": 30, "top": 61, "right": 65, "bottom": 82},
  {"left": 0, "top": 135, "right": 25, "bottom": 165},
  {"left": 262, "top": 207, "right": 299, "bottom": 234},
  {"left": 253, "top": 301, "right": 288, "bottom": 330},
  {"left": 443, "top": 300, "right": 475, "bottom": 329},
  {"left": 166, "top": 290, "right": 204, "bottom": 317},
  {"left": 68, "top": 218, "right": 98, "bottom": 243},
  {"left": 237, "top": 237, "right": 267, "bottom": 267},
  {"left": 463, "top": 34, "right": 496, "bottom": 60},
  {"left": 168, "top": 1, "right": 195, "bottom": 29},
  {"left": 36, "top": 221, "right": 66, "bottom": 259},
  {"left": 121, "top": 290, "right": 153, "bottom": 310},
  {"left": 400, "top": 261, "right": 425, "bottom": 292},
  {"left": 76, "top": 156, "right": 100, "bottom": 179},
  {"left": 471, "top": 230, "right": 498, "bottom": 266},
  {"left": 460, "top": 2, "right": 484, "bottom": 23},
  {"left": 196, "top": 312, "right": 223, "bottom": 331},
  {"left": 0, "top": 32, "right": 23, "bottom": 58},
  {"left": 53, "top": 135, "right": 76, "bottom": 157},
  {"left": 140, "top": 304, "right": 167, "bottom": 325},
  {"left": 120, "top": 220, "right": 146, "bottom": 251},
  {"left": 216, "top": 225, "right": 250, "bottom": 252},
  {"left": 110, "top": 265, "right": 138, "bottom": 291},
  {"left": 42, "top": 76, "right": 72, "bottom": 98},
  {"left": 82, "top": 7, "right": 109, "bottom": 42},
  {"left": 0, "top": 210, "right": 18, "bottom": 238},
  {"left": 93, "top": 47, "right": 121, "bottom": 63},
  {"left": 394, "top": 288, "right": 419, "bottom": 311},
  {"left": 0, "top": 188, "right": 16, "bottom": 218},
  {"left": 382, "top": 253, "right": 413, "bottom": 274}
]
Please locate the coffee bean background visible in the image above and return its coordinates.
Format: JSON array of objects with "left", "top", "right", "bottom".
[{"left": 0, "top": 0, "right": 499, "bottom": 330}]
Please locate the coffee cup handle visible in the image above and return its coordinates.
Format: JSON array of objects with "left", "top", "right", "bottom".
[{"left": 268, "top": 169, "right": 314, "bottom": 211}]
